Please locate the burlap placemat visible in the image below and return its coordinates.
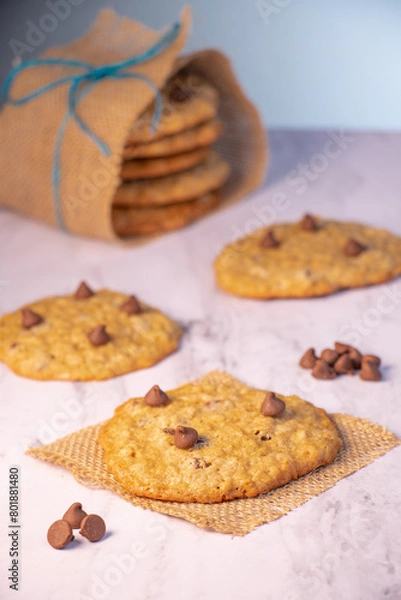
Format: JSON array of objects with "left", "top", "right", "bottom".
[{"left": 26, "top": 414, "right": 399, "bottom": 536}]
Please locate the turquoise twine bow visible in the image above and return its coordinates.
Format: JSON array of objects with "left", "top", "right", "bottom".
[{"left": 2, "top": 21, "right": 181, "bottom": 231}]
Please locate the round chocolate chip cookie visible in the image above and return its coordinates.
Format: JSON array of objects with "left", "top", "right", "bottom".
[
  {"left": 125, "top": 72, "right": 219, "bottom": 145},
  {"left": 120, "top": 147, "right": 209, "bottom": 181},
  {"left": 113, "top": 151, "right": 230, "bottom": 208},
  {"left": 0, "top": 285, "right": 182, "bottom": 381},
  {"left": 112, "top": 190, "right": 221, "bottom": 237},
  {"left": 123, "top": 119, "right": 224, "bottom": 160},
  {"left": 215, "top": 215, "right": 401, "bottom": 298},
  {"left": 98, "top": 371, "right": 342, "bottom": 503}
]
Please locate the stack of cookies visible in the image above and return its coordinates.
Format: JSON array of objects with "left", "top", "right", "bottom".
[{"left": 112, "top": 71, "right": 231, "bottom": 237}]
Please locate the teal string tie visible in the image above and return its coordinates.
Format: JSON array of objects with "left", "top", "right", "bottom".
[{"left": 2, "top": 21, "right": 181, "bottom": 231}]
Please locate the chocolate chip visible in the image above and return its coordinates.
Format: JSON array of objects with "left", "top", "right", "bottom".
[
  {"left": 300, "top": 214, "right": 318, "bottom": 232},
  {"left": 334, "top": 341, "right": 351, "bottom": 354},
  {"left": 120, "top": 295, "right": 141, "bottom": 315},
  {"left": 169, "top": 83, "right": 192, "bottom": 103},
  {"left": 62, "top": 502, "right": 87, "bottom": 529},
  {"left": 312, "top": 359, "right": 337, "bottom": 380},
  {"left": 174, "top": 425, "right": 198, "bottom": 449},
  {"left": 344, "top": 238, "right": 365, "bottom": 257},
  {"left": 348, "top": 347, "right": 362, "bottom": 369},
  {"left": 22, "top": 308, "right": 43, "bottom": 329},
  {"left": 299, "top": 347, "right": 317, "bottom": 369},
  {"left": 362, "top": 354, "right": 381, "bottom": 367},
  {"left": 260, "top": 230, "right": 279, "bottom": 248},
  {"left": 79, "top": 514, "right": 106, "bottom": 542},
  {"left": 47, "top": 519, "right": 74, "bottom": 549},
  {"left": 260, "top": 392, "right": 286, "bottom": 417},
  {"left": 360, "top": 361, "right": 382, "bottom": 381},
  {"left": 75, "top": 281, "right": 94, "bottom": 299},
  {"left": 320, "top": 349, "right": 339, "bottom": 366},
  {"left": 144, "top": 385, "right": 170, "bottom": 407},
  {"left": 87, "top": 325, "right": 111, "bottom": 346},
  {"left": 334, "top": 353, "right": 354, "bottom": 375}
]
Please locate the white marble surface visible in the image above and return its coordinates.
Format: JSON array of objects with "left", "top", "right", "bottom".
[{"left": 0, "top": 131, "right": 401, "bottom": 600}]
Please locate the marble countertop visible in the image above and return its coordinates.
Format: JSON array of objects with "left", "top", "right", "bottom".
[{"left": 0, "top": 130, "right": 400, "bottom": 600}]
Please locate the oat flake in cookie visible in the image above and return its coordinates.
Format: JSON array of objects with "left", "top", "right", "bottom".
[
  {"left": 214, "top": 216, "right": 401, "bottom": 299},
  {"left": 0, "top": 284, "right": 182, "bottom": 381},
  {"left": 98, "top": 371, "right": 342, "bottom": 503}
]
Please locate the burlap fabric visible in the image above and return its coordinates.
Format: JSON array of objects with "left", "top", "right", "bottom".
[
  {"left": 0, "top": 8, "right": 267, "bottom": 242},
  {"left": 27, "top": 414, "right": 399, "bottom": 536}
]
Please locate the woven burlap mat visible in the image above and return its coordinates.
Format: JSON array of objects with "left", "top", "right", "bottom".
[{"left": 27, "top": 415, "right": 399, "bottom": 536}]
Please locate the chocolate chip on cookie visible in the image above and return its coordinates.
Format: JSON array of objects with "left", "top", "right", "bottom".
[
  {"left": 344, "top": 238, "right": 365, "bottom": 257},
  {"left": 299, "top": 347, "right": 318, "bottom": 369},
  {"left": 62, "top": 502, "right": 87, "bottom": 529},
  {"left": 75, "top": 281, "right": 94, "bottom": 299},
  {"left": 260, "top": 392, "right": 286, "bottom": 417},
  {"left": 79, "top": 514, "right": 106, "bottom": 542},
  {"left": 169, "top": 83, "right": 192, "bottom": 103},
  {"left": 144, "top": 385, "right": 170, "bottom": 407},
  {"left": 320, "top": 349, "right": 339, "bottom": 366},
  {"left": 47, "top": 520, "right": 74, "bottom": 549},
  {"left": 87, "top": 325, "right": 111, "bottom": 346},
  {"left": 300, "top": 214, "right": 318, "bottom": 232},
  {"left": 361, "top": 354, "right": 381, "bottom": 367},
  {"left": 174, "top": 425, "right": 198, "bottom": 449},
  {"left": 360, "top": 360, "right": 382, "bottom": 381},
  {"left": 22, "top": 308, "right": 43, "bottom": 330},
  {"left": 312, "top": 359, "right": 336, "bottom": 380},
  {"left": 120, "top": 295, "right": 141, "bottom": 315},
  {"left": 333, "top": 353, "right": 354, "bottom": 375},
  {"left": 260, "top": 230, "right": 280, "bottom": 248}
]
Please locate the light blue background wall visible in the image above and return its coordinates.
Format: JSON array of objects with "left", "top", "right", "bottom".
[{"left": 1, "top": 0, "right": 401, "bottom": 129}]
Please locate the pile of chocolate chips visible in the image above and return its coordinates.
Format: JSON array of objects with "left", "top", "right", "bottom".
[
  {"left": 47, "top": 502, "right": 106, "bottom": 549},
  {"left": 299, "top": 342, "right": 382, "bottom": 381}
]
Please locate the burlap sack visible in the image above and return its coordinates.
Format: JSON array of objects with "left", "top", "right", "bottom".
[
  {"left": 27, "top": 414, "right": 399, "bottom": 536},
  {"left": 0, "top": 8, "right": 267, "bottom": 242}
]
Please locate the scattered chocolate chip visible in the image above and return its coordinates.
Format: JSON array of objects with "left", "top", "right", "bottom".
[
  {"left": 334, "top": 341, "right": 351, "bottom": 354},
  {"left": 260, "top": 230, "right": 280, "bottom": 248},
  {"left": 312, "top": 359, "right": 337, "bottom": 380},
  {"left": 47, "top": 519, "right": 74, "bottom": 549},
  {"left": 299, "top": 347, "right": 318, "bottom": 369},
  {"left": 79, "top": 514, "right": 106, "bottom": 542},
  {"left": 144, "top": 385, "right": 170, "bottom": 407},
  {"left": 169, "top": 83, "right": 192, "bottom": 103},
  {"left": 333, "top": 353, "right": 354, "bottom": 375},
  {"left": 120, "top": 295, "right": 141, "bottom": 315},
  {"left": 87, "top": 325, "right": 111, "bottom": 346},
  {"left": 75, "top": 281, "right": 94, "bottom": 299},
  {"left": 22, "top": 308, "right": 43, "bottom": 329},
  {"left": 344, "top": 238, "right": 365, "bottom": 257},
  {"left": 62, "top": 502, "right": 87, "bottom": 529},
  {"left": 260, "top": 435, "right": 272, "bottom": 441},
  {"left": 320, "top": 349, "right": 339, "bottom": 366},
  {"left": 360, "top": 361, "right": 382, "bottom": 381},
  {"left": 300, "top": 214, "right": 318, "bottom": 232},
  {"left": 348, "top": 347, "right": 362, "bottom": 369},
  {"left": 174, "top": 425, "right": 198, "bottom": 449},
  {"left": 362, "top": 354, "right": 381, "bottom": 367},
  {"left": 260, "top": 392, "right": 286, "bottom": 417}
]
